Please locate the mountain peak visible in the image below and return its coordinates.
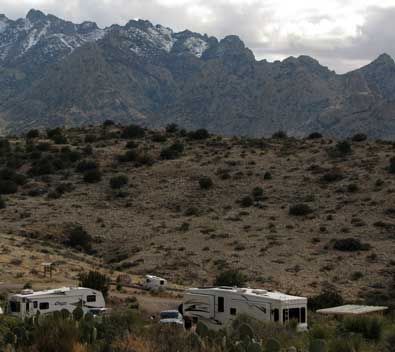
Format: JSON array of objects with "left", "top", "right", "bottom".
[
  {"left": 372, "top": 53, "right": 394, "bottom": 66},
  {"left": 26, "top": 9, "right": 47, "bottom": 22}
]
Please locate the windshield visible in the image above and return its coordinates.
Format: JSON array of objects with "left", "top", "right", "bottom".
[{"left": 160, "top": 312, "right": 179, "bottom": 319}]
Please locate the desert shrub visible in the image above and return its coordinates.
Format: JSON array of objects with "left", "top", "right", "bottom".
[
  {"left": 151, "top": 133, "right": 167, "bottom": 143},
  {"left": 0, "top": 180, "right": 18, "bottom": 195},
  {"left": 0, "top": 196, "right": 6, "bottom": 209},
  {"left": 136, "top": 153, "right": 154, "bottom": 166},
  {"left": 110, "top": 175, "right": 129, "bottom": 189},
  {"left": 125, "top": 141, "right": 139, "bottom": 149},
  {"left": 31, "top": 315, "right": 80, "bottom": 352},
  {"left": 30, "top": 157, "right": 55, "bottom": 176},
  {"left": 336, "top": 141, "right": 352, "bottom": 154},
  {"left": 26, "top": 129, "right": 40, "bottom": 139},
  {"left": 320, "top": 169, "right": 343, "bottom": 183},
  {"left": 240, "top": 196, "right": 253, "bottom": 207},
  {"left": 103, "top": 120, "right": 115, "bottom": 127},
  {"left": 352, "top": 133, "right": 367, "bottom": 142},
  {"left": 333, "top": 238, "right": 370, "bottom": 252},
  {"left": 52, "top": 133, "right": 68, "bottom": 145},
  {"left": 47, "top": 127, "right": 63, "bottom": 139},
  {"left": 160, "top": 142, "right": 184, "bottom": 160},
  {"left": 272, "top": 130, "right": 288, "bottom": 139},
  {"left": 84, "top": 134, "right": 97, "bottom": 143},
  {"left": 308, "top": 285, "right": 344, "bottom": 310},
  {"left": 64, "top": 225, "right": 92, "bottom": 252},
  {"left": 388, "top": 158, "right": 395, "bottom": 174},
  {"left": 307, "top": 132, "right": 323, "bottom": 139},
  {"left": 187, "top": 129, "right": 209, "bottom": 140},
  {"left": 289, "top": 203, "right": 313, "bottom": 216},
  {"left": 79, "top": 271, "right": 110, "bottom": 298},
  {"left": 36, "top": 142, "right": 52, "bottom": 152},
  {"left": 76, "top": 160, "right": 98, "bottom": 173},
  {"left": 121, "top": 124, "right": 145, "bottom": 139},
  {"left": 199, "top": 176, "right": 213, "bottom": 190},
  {"left": 83, "top": 169, "right": 102, "bottom": 183},
  {"left": 166, "top": 123, "right": 179, "bottom": 133},
  {"left": 252, "top": 187, "right": 264, "bottom": 200},
  {"left": 0, "top": 168, "right": 26, "bottom": 185},
  {"left": 347, "top": 183, "right": 359, "bottom": 193},
  {"left": 264, "top": 172, "right": 272, "bottom": 180},
  {"left": 342, "top": 316, "right": 383, "bottom": 341},
  {"left": 118, "top": 150, "right": 138, "bottom": 162},
  {"left": 214, "top": 269, "right": 247, "bottom": 287}
]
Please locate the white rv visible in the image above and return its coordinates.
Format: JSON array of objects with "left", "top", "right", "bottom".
[
  {"left": 182, "top": 287, "right": 307, "bottom": 330},
  {"left": 143, "top": 275, "right": 167, "bottom": 291},
  {"left": 6, "top": 287, "right": 106, "bottom": 319}
]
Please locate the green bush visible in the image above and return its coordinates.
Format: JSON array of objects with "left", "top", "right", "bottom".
[
  {"left": 0, "top": 180, "right": 18, "bottom": 195},
  {"left": 199, "top": 176, "right": 213, "bottom": 190},
  {"left": 307, "top": 132, "right": 323, "bottom": 139},
  {"left": 272, "top": 131, "right": 288, "bottom": 139},
  {"left": 333, "top": 238, "right": 370, "bottom": 252},
  {"left": 118, "top": 150, "right": 138, "bottom": 162},
  {"left": 188, "top": 129, "right": 209, "bottom": 140},
  {"left": 160, "top": 142, "right": 184, "bottom": 160},
  {"left": 352, "top": 133, "right": 367, "bottom": 142},
  {"left": 76, "top": 159, "right": 98, "bottom": 173},
  {"left": 79, "top": 271, "right": 110, "bottom": 298},
  {"left": 0, "top": 196, "right": 6, "bottom": 209},
  {"left": 342, "top": 316, "right": 383, "bottom": 341},
  {"left": 389, "top": 158, "right": 395, "bottom": 174},
  {"left": 110, "top": 175, "right": 129, "bottom": 189},
  {"left": 240, "top": 196, "right": 254, "bottom": 207},
  {"left": 83, "top": 169, "right": 102, "bottom": 183},
  {"left": 308, "top": 286, "right": 344, "bottom": 310},
  {"left": 214, "top": 269, "right": 247, "bottom": 287},
  {"left": 121, "top": 124, "right": 145, "bottom": 139},
  {"left": 64, "top": 225, "right": 92, "bottom": 252},
  {"left": 26, "top": 129, "right": 40, "bottom": 139},
  {"left": 289, "top": 203, "right": 313, "bottom": 216}
]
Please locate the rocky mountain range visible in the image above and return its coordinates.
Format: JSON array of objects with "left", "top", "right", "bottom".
[{"left": 1, "top": 9, "right": 395, "bottom": 138}]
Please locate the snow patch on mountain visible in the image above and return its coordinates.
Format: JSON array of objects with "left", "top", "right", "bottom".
[{"left": 183, "top": 37, "right": 208, "bottom": 58}]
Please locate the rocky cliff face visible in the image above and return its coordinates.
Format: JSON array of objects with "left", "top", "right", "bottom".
[{"left": 1, "top": 10, "right": 395, "bottom": 138}]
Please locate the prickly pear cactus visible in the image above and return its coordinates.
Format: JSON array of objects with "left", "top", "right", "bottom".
[
  {"left": 265, "top": 337, "right": 281, "bottom": 352},
  {"left": 196, "top": 321, "right": 209, "bottom": 338},
  {"left": 309, "top": 339, "right": 327, "bottom": 352},
  {"left": 247, "top": 341, "right": 263, "bottom": 352},
  {"left": 239, "top": 323, "right": 255, "bottom": 340},
  {"left": 91, "top": 327, "right": 97, "bottom": 343}
]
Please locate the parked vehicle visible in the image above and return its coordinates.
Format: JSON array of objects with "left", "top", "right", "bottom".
[
  {"left": 143, "top": 275, "right": 167, "bottom": 291},
  {"left": 182, "top": 287, "right": 308, "bottom": 330},
  {"left": 6, "top": 287, "right": 106, "bottom": 318},
  {"left": 159, "top": 310, "right": 184, "bottom": 327}
]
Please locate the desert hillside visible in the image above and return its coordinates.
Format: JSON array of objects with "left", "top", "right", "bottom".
[{"left": 1, "top": 124, "right": 395, "bottom": 302}]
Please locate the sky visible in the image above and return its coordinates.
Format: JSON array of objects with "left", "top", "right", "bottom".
[{"left": 1, "top": 0, "right": 395, "bottom": 73}]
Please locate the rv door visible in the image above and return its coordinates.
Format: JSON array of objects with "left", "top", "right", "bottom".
[{"left": 183, "top": 293, "right": 215, "bottom": 320}]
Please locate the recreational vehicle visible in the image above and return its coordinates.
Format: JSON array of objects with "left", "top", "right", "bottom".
[
  {"left": 143, "top": 275, "right": 167, "bottom": 291},
  {"left": 6, "top": 287, "right": 106, "bottom": 319},
  {"left": 182, "top": 287, "right": 307, "bottom": 330}
]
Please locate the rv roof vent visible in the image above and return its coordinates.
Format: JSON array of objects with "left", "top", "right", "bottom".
[
  {"left": 21, "top": 289, "right": 34, "bottom": 295},
  {"left": 252, "top": 289, "right": 268, "bottom": 295},
  {"left": 236, "top": 288, "right": 248, "bottom": 293}
]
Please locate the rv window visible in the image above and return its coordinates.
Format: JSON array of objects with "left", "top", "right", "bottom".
[
  {"left": 10, "top": 301, "right": 20, "bottom": 313},
  {"left": 230, "top": 308, "right": 237, "bottom": 316},
  {"left": 289, "top": 308, "right": 300, "bottom": 322},
  {"left": 273, "top": 309, "right": 279, "bottom": 322},
  {"left": 87, "top": 295, "right": 96, "bottom": 303},
  {"left": 218, "top": 297, "right": 224, "bottom": 313},
  {"left": 39, "top": 302, "right": 49, "bottom": 310},
  {"left": 160, "top": 280, "right": 164, "bottom": 285},
  {"left": 301, "top": 307, "right": 306, "bottom": 323},
  {"left": 33, "top": 301, "right": 38, "bottom": 309},
  {"left": 26, "top": 302, "right": 30, "bottom": 312}
]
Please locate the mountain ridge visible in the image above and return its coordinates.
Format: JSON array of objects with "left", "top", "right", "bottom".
[{"left": 0, "top": 9, "right": 395, "bottom": 138}]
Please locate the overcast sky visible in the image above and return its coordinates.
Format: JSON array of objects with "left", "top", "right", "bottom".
[{"left": 1, "top": 0, "right": 395, "bottom": 73}]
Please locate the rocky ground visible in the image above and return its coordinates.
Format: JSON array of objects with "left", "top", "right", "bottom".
[{"left": 1, "top": 124, "right": 395, "bottom": 302}]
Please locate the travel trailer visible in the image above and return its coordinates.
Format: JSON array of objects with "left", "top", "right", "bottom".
[
  {"left": 6, "top": 287, "right": 106, "bottom": 319},
  {"left": 182, "top": 287, "right": 308, "bottom": 330},
  {"left": 143, "top": 275, "right": 167, "bottom": 291}
]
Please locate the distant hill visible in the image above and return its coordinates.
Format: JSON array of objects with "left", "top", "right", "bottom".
[{"left": 1, "top": 9, "right": 395, "bottom": 138}]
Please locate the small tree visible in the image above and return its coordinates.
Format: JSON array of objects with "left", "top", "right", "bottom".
[
  {"left": 187, "top": 129, "right": 209, "bottom": 140},
  {"left": 214, "top": 269, "right": 247, "bottom": 287},
  {"left": 65, "top": 225, "right": 92, "bottom": 252},
  {"left": 26, "top": 129, "right": 40, "bottom": 139},
  {"left": 121, "top": 124, "right": 145, "bottom": 139},
  {"left": 79, "top": 271, "right": 110, "bottom": 298},
  {"left": 110, "top": 175, "right": 129, "bottom": 189}
]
